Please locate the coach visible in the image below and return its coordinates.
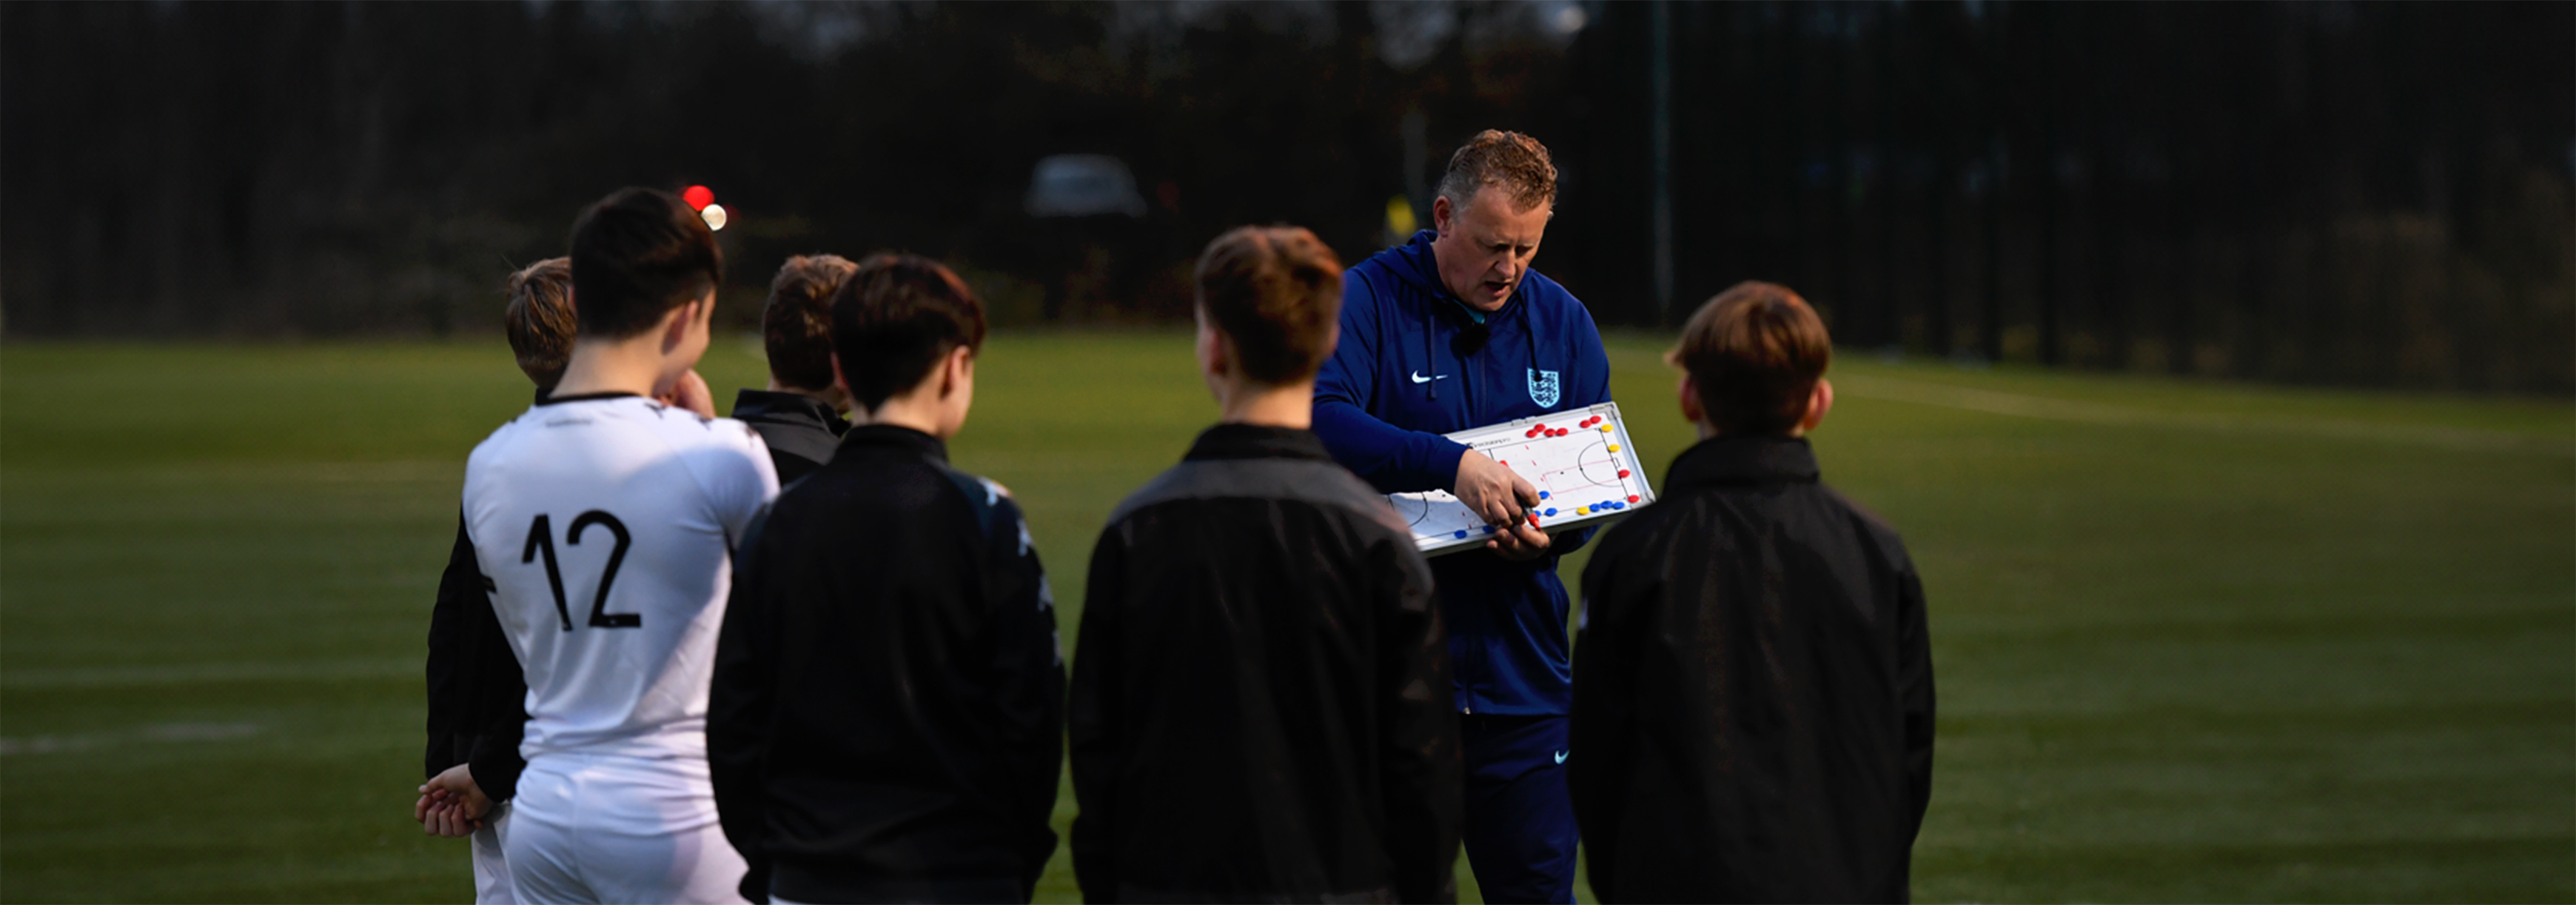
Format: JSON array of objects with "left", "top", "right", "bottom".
[{"left": 1312, "top": 130, "right": 1608, "bottom": 904}]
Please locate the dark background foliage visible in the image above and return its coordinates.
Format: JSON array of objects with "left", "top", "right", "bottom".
[{"left": 4, "top": 1, "right": 2569, "bottom": 391}]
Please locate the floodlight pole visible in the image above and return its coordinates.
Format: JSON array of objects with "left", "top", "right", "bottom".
[{"left": 1651, "top": 0, "right": 1677, "bottom": 324}]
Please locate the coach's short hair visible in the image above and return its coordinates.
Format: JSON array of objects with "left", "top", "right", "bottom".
[
  {"left": 1435, "top": 130, "right": 1557, "bottom": 216},
  {"left": 830, "top": 253, "right": 986, "bottom": 413},
  {"left": 502, "top": 257, "right": 576, "bottom": 390},
  {"left": 1194, "top": 226, "right": 1343, "bottom": 385},
  {"left": 765, "top": 254, "right": 859, "bottom": 393},
  {"left": 567, "top": 187, "right": 724, "bottom": 339},
  {"left": 1668, "top": 281, "right": 1832, "bottom": 435}
]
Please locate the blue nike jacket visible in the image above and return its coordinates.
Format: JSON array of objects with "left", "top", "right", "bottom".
[{"left": 1312, "top": 230, "right": 1612, "bottom": 716}]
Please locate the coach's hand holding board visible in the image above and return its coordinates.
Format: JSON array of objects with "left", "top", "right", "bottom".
[
  {"left": 1457, "top": 447, "right": 1550, "bottom": 558},
  {"left": 1387, "top": 404, "right": 1658, "bottom": 556}
]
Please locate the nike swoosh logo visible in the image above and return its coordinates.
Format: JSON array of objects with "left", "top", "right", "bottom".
[
  {"left": 1410, "top": 371, "right": 1451, "bottom": 384},
  {"left": 1554, "top": 750, "right": 1569, "bottom": 764}
]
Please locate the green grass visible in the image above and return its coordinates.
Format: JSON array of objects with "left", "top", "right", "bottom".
[{"left": 3, "top": 333, "right": 2569, "bottom": 902}]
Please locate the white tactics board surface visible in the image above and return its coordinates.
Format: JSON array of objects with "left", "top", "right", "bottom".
[{"left": 1390, "top": 401, "right": 1657, "bottom": 556}]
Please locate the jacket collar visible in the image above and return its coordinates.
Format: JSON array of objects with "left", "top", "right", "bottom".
[
  {"left": 1182, "top": 423, "right": 1335, "bottom": 464},
  {"left": 731, "top": 389, "right": 851, "bottom": 438},
  {"left": 1665, "top": 434, "right": 1822, "bottom": 490},
  {"left": 835, "top": 423, "right": 949, "bottom": 465}
]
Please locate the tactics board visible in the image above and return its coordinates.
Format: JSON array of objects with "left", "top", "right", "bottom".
[{"left": 1390, "top": 401, "right": 1657, "bottom": 556}]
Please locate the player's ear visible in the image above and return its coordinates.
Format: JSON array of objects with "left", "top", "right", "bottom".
[
  {"left": 937, "top": 344, "right": 973, "bottom": 400},
  {"left": 660, "top": 298, "right": 700, "bottom": 353},
  {"left": 1212, "top": 330, "right": 1239, "bottom": 382},
  {"left": 1798, "top": 378, "right": 1834, "bottom": 434},
  {"left": 1194, "top": 313, "right": 1224, "bottom": 379},
  {"left": 830, "top": 352, "right": 857, "bottom": 410},
  {"left": 1431, "top": 194, "right": 1454, "bottom": 235},
  {"left": 1677, "top": 372, "right": 1705, "bottom": 427},
  {"left": 659, "top": 304, "right": 684, "bottom": 351}
]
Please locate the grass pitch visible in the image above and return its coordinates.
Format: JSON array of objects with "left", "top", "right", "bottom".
[{"left": 2, "top": 333, "right": 2569, "bottom": 902}]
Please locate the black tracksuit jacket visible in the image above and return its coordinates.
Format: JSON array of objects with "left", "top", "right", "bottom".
[
  {"left": 711, "top": 425, "right": 1065, "bottom": 905},
  {"left": 731, "top": 389, "right": 850, "bottom": 485},
  {"left": 1572, "top": 435, "right": 1935, "bottom": 904},
  {"left": 424, "top": 515, "right": 531, "bottom": 797},
  {"left": 1070, "top": 424, "right": 1463, "bottom": 904},
  {"left": 425, "top": 390, "right": 545, "bottom": 798}
]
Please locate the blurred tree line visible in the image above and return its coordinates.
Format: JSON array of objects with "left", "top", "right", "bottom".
[{"left": 4, "top": 1, "right": 2568, "bottom": 392}]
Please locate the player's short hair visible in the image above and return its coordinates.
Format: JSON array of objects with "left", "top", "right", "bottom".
[
  {"left": 1668, "top": 281, "right": 1833, "bottom": 435},
  {"left": 503, "top": 258, "right": 577, "bottom": 390},
  {"left": 1194, "top": 225, "right": 1343, "bottom": 385},
  {"left": 764, "top": 254, "right": 859, "bottom": 393},
  {"left": 830, "top": 253, "right": 986, "bottom": 413},
  {"left": 567, "top": 187, "right": 724, "bottom": 339},
  {"left": 1435, "top": 130, "right": 1557, "bottom": 216}
]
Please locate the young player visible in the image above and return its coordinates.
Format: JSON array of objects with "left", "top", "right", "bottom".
[
  {"left": 731, "top": 254, "right": 857, "bottom": 484},
  {"left": 1069, "top": 226, "right": 1462, "bottom": 904},
  {"left": 419, "top": 257, "right": 574, "bottom": 904},
  {"left": 418, "top": 253, "right": 731, "bottom": 887},
  {"left": 1569, "top": 281, "right": 1935, "bottom": 903},
  {"left": 503, "top": 257, "right": 580, "bottom": 390},
  {"left": 709, "top": 254, "right": 1062, "bottom": 905},
  {"left": 1312, "top": 129, "right": 1609, "bottom": 904},
  {"left": 457, "top": 187, "right": 778, "bottom": 904}
]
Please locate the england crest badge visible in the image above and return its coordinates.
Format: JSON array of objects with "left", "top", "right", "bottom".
[{"left": 1527, "top": 368, "right": 1561, "bottom": 408}]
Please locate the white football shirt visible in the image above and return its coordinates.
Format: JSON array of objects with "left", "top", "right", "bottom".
[{"left": 463, "top": 394, "right": 780, "bottom": 766}]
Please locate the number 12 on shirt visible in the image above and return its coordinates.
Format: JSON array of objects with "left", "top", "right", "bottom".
[{"left": 520, "top": 511, "right": 643, "bottom": 630}]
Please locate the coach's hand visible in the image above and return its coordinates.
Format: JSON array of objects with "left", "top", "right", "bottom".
[
  {"left": 1455, "top": 450, "right": 1540, "bottom": 530},
  {"left": 1485, "top": 521, "right": 1552, "bottom": 561}
]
